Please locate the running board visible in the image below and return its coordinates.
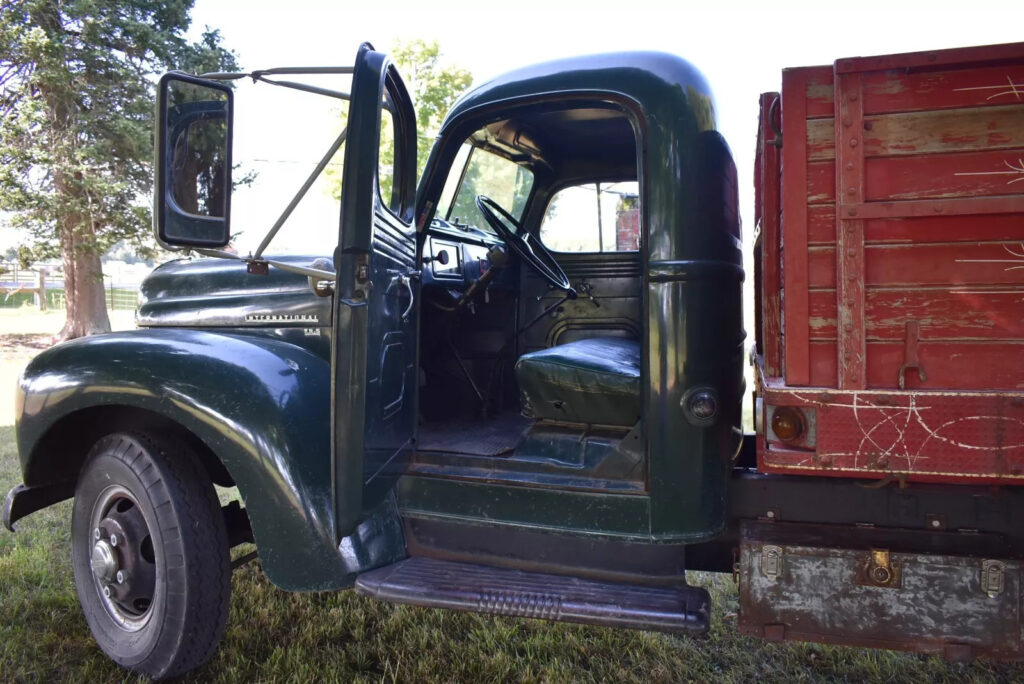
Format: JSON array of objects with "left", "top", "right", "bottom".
[{"left": 355, "top": 557, "right": 710, "bottom": 634}]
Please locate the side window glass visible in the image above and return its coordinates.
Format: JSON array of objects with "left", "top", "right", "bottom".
[{"left": 539, "top": 181, "right": 640, "bottom": 252}]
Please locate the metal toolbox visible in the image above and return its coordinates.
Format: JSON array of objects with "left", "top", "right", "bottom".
[{"left": 738, "top": 520, "right": 1024, "bottom": 660}]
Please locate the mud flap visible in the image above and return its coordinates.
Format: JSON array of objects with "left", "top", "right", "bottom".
[{"left": 738, "top": 520, "right": 1024, "bottom": 660}]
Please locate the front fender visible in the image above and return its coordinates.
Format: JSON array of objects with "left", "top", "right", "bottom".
[{"left": 16, "top": 328, "right": 384, "bottom": 591}]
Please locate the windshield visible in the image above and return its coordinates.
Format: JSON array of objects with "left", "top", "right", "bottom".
[{"left": 437, "top": 143, "right": 534, "bottom": 235}]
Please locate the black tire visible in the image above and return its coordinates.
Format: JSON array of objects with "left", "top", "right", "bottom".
[{"left": 71, "top": 432, "right": 231, "bottom": 679}]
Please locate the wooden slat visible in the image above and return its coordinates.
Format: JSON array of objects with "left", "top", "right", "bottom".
[
  {"left": 807, "top": 160, "right": 836, "bottom": 204},
  {"left": 809, "top": 287, "right": 1024, "bottom": 340},
  {"left": 801, "top": 67, "right": 834, "bottom": 118},
  {"left": 808, "top": 247, "right": 837, "bottom": 288},
  {"left": 835, "top": 42, "right": 1024, "bottom": 74},
  {"left": 781, "top": 69, "right": 812, "bottom": 386},
  {"left": 835, "top": 71, "right": 867, "bottom": 389},
  {"left": 808, "top": 105, "right": 1024, "bottom": 161},
  {"left": 778, "top": 42, "right": 1024, "bottom": 395},
  {"left": 864, "top": 148, "right": 1024, "bottom": 201},
  {"left": 758, "top": 92, "right": 783, "bottom": 378},
  {"left": 862, "top": 63, "right": 1024, "bottom": 115},
  {"left": 810, "top": 241, "right": 1024, "bottom": 288},
  {"left": 810, "top": 340, "right": 1024, "bottom": 390},
  {"left": 849, "top": 196, "right": 1024, "bottom": 220},
  {"left": 863, "top": 213, "right": 1024, "bottom": 243},
  {"left": 868, "top": 242, "right": 1024, "bottom": 286},
  {"left": 807, "top": 205, "right": 836, "bottom": 245}
]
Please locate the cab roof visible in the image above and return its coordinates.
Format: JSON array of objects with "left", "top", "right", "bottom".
[{"left": 442, "top": 51, "right": 717, "bottom": 134}]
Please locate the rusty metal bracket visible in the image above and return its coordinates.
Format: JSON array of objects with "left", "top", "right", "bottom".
[
  {"left": 246, "top": 259, "right": 270, "bottom": 275},
  {"left": 898, "top": 320, "right": 927, "bottom": 389}
]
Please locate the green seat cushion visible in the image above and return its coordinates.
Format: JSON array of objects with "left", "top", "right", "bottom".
[{"left": 515, "top": 337, "right": 641, "bottom": 427}]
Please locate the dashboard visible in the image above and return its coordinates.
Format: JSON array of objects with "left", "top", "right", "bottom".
[{"left": 421, "top": 219, "right": 516, "bottom": 292}]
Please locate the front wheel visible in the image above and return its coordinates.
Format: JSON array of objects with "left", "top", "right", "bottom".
[{"left": 71, "top": 432, "right": 231, "bottom": 679}]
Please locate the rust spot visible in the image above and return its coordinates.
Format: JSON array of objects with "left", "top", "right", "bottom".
[{"left": 764, "top": 623, "right": 786, "bottom": 642}]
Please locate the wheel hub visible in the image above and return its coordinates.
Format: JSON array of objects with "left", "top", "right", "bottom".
[
  {"left": 88, "top": 485, "right": 157, "bottom": 631},
  {"left": 90, "top": 538, "right": 118, "bottom": 583}
]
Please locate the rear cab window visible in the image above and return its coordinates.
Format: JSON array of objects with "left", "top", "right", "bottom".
[{"left": 539, "top": 181, "right": 639, "bottom": 253}]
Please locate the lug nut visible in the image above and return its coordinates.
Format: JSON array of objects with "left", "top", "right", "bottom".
[
  {"left": 103, "top": 586, "right": 112, "bottom": 598},
  {"left": 109, "top": 534, "right": 118, "bottom": 547},
  {"left": 116, "top": 571, "right": 125, "bottom": 584},
  {"left": 94, "top": 528, "right": 101, "bottom": 540}
]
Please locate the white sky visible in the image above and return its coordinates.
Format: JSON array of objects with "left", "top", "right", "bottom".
[
  {"left": 4, "top": 1, "right": 1018, "bottom": 259},
  {"left": 187, "top": 0, "right": 1024, "bottom": 258}
]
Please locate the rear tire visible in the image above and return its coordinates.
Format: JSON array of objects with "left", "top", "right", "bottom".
[{"left": 71, "top": 432, "right": 231, "bottom": 679}]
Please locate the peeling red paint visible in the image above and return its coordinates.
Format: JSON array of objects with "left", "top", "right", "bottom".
[{"left": 755, "top": 41, "right": 1024, "bottom": 484}]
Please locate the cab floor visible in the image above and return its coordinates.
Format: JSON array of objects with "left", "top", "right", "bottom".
[{"left": 416, "top": 411, "right": 530, "bottom": 457}]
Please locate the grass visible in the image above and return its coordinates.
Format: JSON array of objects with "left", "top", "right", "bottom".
[{"left": 2, "top": 312, "right": 1024, "bottom": 681}]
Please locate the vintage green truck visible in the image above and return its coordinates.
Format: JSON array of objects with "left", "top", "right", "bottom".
[{"left": 5, "top": 40, "right": 1024, "bottom": 678}]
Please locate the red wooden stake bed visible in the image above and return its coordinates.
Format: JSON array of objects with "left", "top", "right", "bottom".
[{"left": 754, "top": 41, "right": 1024, "bottom": 484}]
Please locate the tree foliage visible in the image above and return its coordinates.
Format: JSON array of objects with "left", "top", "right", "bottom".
[
  {"left": 328, "top": 39, "right": 472, "bottom": 201},
  {"left": 0, "top": 0, "right": 237, "bottom": 338},
  {"left": 390, "top": 39, "right": 473, "bottom": 180}
]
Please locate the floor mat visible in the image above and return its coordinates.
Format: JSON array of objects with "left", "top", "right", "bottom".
[{"left": 417, "top": 412, "right": 531, "bottom": 457}]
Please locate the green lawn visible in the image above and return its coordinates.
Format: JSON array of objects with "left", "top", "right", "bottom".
[{"left": 2, "top": 314, "right": 1024, "bottom": 681}]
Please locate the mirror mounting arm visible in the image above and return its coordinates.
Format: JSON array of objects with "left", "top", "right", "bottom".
[{"left": 252, "top": 127, "right": 348, "bottom": 260}]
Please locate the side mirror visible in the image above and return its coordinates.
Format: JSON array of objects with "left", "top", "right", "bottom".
[{"left": 155, "top": 73, "right": 234, "bottom": 248}]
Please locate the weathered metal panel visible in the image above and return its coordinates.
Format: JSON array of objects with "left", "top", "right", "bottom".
[{"left": 739, "top": 521, "right": 1024, "bottom": 659}]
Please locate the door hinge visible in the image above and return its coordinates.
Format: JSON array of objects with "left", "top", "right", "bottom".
[{"left": 355, "top": 254, "right": 370, "bottom": 284}]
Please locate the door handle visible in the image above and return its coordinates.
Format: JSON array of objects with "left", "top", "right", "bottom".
[{"left": 387, "top": 269, "right": 420, "bottom": 321}]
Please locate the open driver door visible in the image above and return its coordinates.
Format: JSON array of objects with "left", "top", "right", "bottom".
[{"left": 332, "top": 43, "right": 419, "bottom": 540}]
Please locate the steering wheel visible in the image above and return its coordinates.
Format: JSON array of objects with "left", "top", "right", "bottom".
[{"left": 475, "top": 195, "right": 573, "bottom": 294}]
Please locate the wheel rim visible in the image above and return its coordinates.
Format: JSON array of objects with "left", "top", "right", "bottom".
[{"left": 88, "top": 485, "right": 157, "bottom": 632}]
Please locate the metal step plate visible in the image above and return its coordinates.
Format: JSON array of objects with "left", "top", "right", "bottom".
[{"left": 355, "top": 557, "right": 709, "bottom": 634}]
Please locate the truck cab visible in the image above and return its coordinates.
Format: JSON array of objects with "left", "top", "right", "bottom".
[{"left": 5, "top": 41, "right": 1024, "bottom": 678}]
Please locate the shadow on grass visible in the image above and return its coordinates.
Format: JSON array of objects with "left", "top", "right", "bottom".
[{"left": 3, "top": 424, "right": 1024, "bottom": 682}]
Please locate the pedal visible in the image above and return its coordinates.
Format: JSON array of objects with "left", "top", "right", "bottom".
[{"left": 355, "top": 557, "right": 709, "bottom": 634}]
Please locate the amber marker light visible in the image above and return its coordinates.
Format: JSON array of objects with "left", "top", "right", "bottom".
[{"left": 770, "top": 406, "right": 804, "bottom": 442}]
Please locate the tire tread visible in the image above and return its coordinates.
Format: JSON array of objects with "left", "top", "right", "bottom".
[{"left": 73, "top": 431, "right": 231, "bottom": 680}]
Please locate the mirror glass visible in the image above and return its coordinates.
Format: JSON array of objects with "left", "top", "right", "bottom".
[{"left": 158, "top": 75, "right": 233, "bottom": 247}]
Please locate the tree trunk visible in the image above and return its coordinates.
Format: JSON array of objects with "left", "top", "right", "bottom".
[{"left": 56, "top": 218, "right": 111, "bottom": 341}]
